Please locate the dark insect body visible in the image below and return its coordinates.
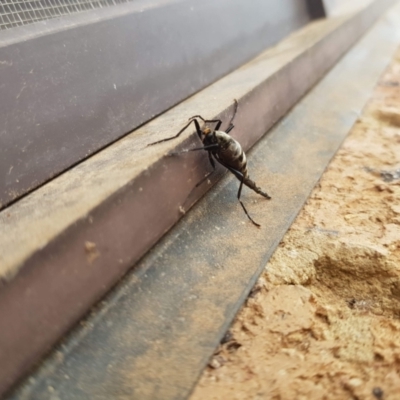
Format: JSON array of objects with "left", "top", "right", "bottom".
[{"left": 148, "top": 100, "right": 271, "bottom": 226}]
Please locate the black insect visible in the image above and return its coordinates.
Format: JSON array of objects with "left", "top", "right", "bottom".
[{"left": 148, "top": 100, "right": 271, "bottom": 226}]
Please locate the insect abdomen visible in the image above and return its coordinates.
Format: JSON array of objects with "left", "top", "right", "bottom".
[
  {"left": 236, "top": 151, "right": 248, "bottom": 177},
  {"left": 215, "top": 132, "right": 248, "bottom": 175}
]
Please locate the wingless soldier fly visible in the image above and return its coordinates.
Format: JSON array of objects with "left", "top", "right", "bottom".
[{"left": 147, "top": 99, "right": 271, "bottom": 227}]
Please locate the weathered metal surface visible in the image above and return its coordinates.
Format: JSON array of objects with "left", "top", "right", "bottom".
[
  {"left": 0, "top": 0, "right": 396, "bottom": 396},
  {"left": 8, "top": 3, "right": 400, "bottom": 398},
  {"left": 0, "top": 0, "right": 312, "bottom": 209}
]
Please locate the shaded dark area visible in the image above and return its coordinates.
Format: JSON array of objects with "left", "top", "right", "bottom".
[{"left": 307, "top": 0, "right": 327, "bottom": 19}]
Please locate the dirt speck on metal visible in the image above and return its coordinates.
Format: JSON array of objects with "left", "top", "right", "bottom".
[
  {"left": 84, "top": 241, "right": 100, "bottom": 264},
  {"left": 190, "top": 49, "right": 400, "bottom": 400}
]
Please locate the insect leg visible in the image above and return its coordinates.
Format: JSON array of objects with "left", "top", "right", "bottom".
[
  {"left": 195, "top": 152, "right": 216, "bottom": 188},
  {"left": 214, "top": 160, "right": 271, "bottom": 225},
  {"left": 225, "top": 99, "right": 238, "bottom": 134},
  {"left": 214, "top": 160, "right": 263, "bottom": 226},
  {"left": 189, "top": 115, "right": 222, "bottom": 131},
  {"left": 147, "top": 118, "right": 202, "bottom": 146},
  {"left": 225, "top": 125, "right": 234, "bottom": 134},
  {"left": 237, "top": 175, "right": 261, "bottom": 227},
  {"left": 208, "top": 151, "right": 216, "bottom": 168}
]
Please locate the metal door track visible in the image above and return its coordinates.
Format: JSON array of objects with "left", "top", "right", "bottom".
[
  {"left": 8, "top": 2, "right": 400, "bottom": 399},
  {"left": 0, "top": 3, "right": 395, "bottom": 394}
]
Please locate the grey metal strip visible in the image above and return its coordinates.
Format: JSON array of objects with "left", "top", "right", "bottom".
[
  {"left": 0, "top": 0, "right": 312, "bottom": 209},
  {"left": 8, "top": 1, "right": 400, "bottom": 399}
]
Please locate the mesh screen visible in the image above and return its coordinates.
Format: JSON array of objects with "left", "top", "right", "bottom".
[{"left": 0, "top": 0, "right": 133, "bottom": 31}]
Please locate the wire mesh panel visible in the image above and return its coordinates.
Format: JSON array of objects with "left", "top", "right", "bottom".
[{"left": 0, "top": 0, "right": 133, "bottom": 31}]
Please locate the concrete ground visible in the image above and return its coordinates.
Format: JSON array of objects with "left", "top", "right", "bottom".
[{"left": 190, "top": 46, "right": 400, "bottom": 400}]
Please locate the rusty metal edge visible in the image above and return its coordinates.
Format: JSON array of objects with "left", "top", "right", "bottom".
[
  {"left": 0, "top": 0, "right": 396, "bottom": 397},
  {"left": 7, "top": 2, "right": 400, "bottom": 398}
]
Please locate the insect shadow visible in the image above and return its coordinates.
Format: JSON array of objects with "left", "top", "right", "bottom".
[{"left": 147, "top": 99, "right": 271, "bottom": 227}]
